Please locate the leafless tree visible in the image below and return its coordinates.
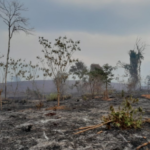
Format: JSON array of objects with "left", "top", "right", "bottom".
[{"left": 0, "top": 0, "right": 33, "bottom": 98}]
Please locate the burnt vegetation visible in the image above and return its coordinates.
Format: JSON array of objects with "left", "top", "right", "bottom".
[{"left": 1, "top": 0, "right": 150, "bottom": 150}]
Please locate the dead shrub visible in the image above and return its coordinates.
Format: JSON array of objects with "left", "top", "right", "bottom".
[
  {"left": 45, "top": 105, "right": 68, "bottom": 111},
  {"left": 35, "top": 102, "right": 44, "bottom": 110}
]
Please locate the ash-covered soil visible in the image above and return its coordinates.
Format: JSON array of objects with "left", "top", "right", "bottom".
[{"left": 0, "top": 97, "right": 150, "bottom": 150}]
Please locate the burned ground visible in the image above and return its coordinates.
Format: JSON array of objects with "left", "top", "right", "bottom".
[{"left": 0, "top": 97, "right": 150, "bottom": 150}]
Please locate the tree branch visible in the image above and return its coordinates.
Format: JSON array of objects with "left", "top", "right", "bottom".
[{"left": 0, "top": 14, "right": 9, "bottom": 25}]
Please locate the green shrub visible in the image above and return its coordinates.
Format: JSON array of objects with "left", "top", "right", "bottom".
[
  {"left": 102, "top": 97, "right": 144, "bottom": 129},
  {"left": 46, "top": 93, "right": 58, "bottom": 101}
]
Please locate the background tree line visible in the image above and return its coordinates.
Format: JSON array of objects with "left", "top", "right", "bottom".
[{"left": 0, "top": 0, "right": 149, "bottom": 108}]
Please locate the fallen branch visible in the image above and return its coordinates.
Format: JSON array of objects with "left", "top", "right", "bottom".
[
  {"left": 74, "top": 123, "right": 103, "bottom": 131},
  {"left": 74, "top": 120, "right": 112, "bottom": 135},
  {"left": 144, "top": 118, "right": 150, "bottom": 123},
  {"left": 97, "top": 130, "right": 103, "bottom": 134},
  {"left": 136, "top": 141, "right": 150, "bottom": 150}
]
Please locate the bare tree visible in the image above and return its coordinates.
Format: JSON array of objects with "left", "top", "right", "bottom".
[
  {"left": 0, "top": 53, "right": 4, "bottom": 90},
  {"left": 0, "top": 0, "right": 33, "bottom": 98}
]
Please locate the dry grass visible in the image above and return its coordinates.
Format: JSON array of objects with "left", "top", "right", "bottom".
[
  {"left": 35, "top": 102, "right": 44, "bottom": 110},
  {"left": 94, "top": 96, "right": 101, "bottom": 99},
  {"left": 102, "top": 98, "right": 114, "bottom": 101},
  {"left": 45, "top": 105, "right": 68, "bottom": 111},
  {"left": 19, "top": 108, "right": 33, "bottom": 112}
]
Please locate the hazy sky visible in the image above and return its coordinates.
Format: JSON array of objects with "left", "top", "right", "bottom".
[{"left": 0, "top": 0, "right": 150, "bottom": 83}]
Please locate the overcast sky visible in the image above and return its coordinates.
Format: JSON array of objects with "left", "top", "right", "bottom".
[{"left": 0, "top": 0, "right": 150, "bottom": 83}]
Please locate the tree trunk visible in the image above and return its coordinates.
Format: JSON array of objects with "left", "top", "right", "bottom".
[
  {"left": 0, "top": 95, "right": 2, "bottom": 110},
  {"left": 57, "top": 86, "right": 60, "bottom": 106},
  {"left": 56, "top": 80, "right": 60, "bottom": 106},
  {"left": 5, "top": 27, "right": 11, "bottom": 99},
  {"left": 106, "top": 82, "right": 108, "bottom": 99}
]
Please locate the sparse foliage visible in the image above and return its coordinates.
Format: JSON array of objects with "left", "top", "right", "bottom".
[
  {"left": 37, "top": 36, "right": 81, "bottom": 106},
  {"left": 70, "top": 61, "right": 88, "bottom": 96},
  {"left": 102, "top": 97, "right": 144, "bottom": 129},
  {"left": 88, "top": 67, "right": 104, "bottom": 98},
  {"left": 8, "top": 58, "right": 27, "bottom": 97},
  {"left": 101, "top": 64, "right": 114, "bottom": 99},
  {"left": 0, "top": 0, "right": 33, "bottom": 98},
  {"left": 0, "top": 58, "right": 27, "bottom": 97},
  {"left": 25, "top": 61, "right": 45, "bottom": 100},
  {"left": 53, "top": 71, "right": 69, "bottom": 100}
]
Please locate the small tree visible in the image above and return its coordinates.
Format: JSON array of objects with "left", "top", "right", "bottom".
[
  {"left": 25, "top": 61, "right": 43, "bottom": 100},
  {"left": 88, "top": 68, "right": 103, "bottom": 98},
  {"left": 0, "top": 0, "right": 33, "bottom": 98},
  {"left": 37, "top": 36, "right": 81, "bottom": 106},
  {"left": 102, "top": 64, "right": 114, "bottom": 99},
  {"left": 0, "top": 58, "right": 27, "bottom": 97},
  {"left": 69, "top": 61, "right": 88, "bottom": 96},
  {"left": 53, "top": 71, "right": 69, "bottom": 100},
  {"left": 8, "top": 58, "right": 27, "bottom": 97}
]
